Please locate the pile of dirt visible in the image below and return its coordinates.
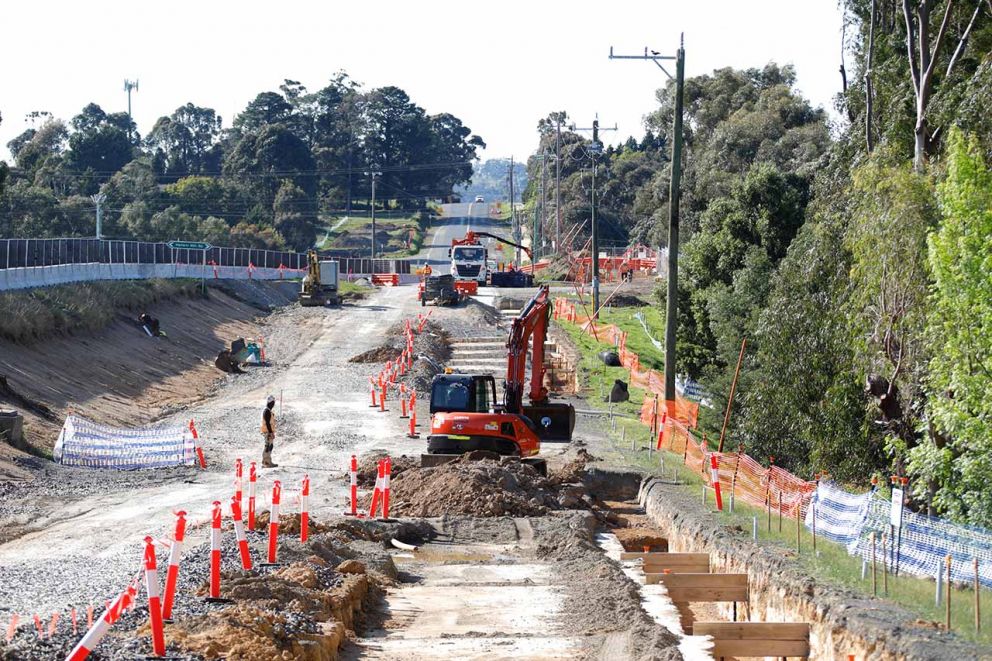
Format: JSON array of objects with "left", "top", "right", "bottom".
[
  {"left": 389, "top": 454, "right": 595, "bottom": 517},
  {"left": 355, "top": 453, "right": 419, "bottom": 486},
  {"left": 349, "top": 345, "right": 403, "bottom": 363},
  {"left": 606, "top": 293, "right": 649, "bottom": 308},
  {"left": 549, "top": 448, "right": 599, "bottom": 486}
]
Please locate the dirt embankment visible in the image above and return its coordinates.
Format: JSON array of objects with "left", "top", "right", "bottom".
[
  {"left": 0, "top": 280, "right": 301, "bottom": 480},
  {"left": 0, "top": 514, "right": 433, "bottom": 660}
]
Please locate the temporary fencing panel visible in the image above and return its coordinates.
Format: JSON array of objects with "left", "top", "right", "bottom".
[
  {"left": 807, "top": 481, "right": 992, "bottom": 589},
  {"left": 53, "top": 415, "right": 198, "bottom": 469},
  {"left": 804, "top": 481, "right": 873, "bottom": 552},
  {"left": 0, "top": 238, "right": 414, "bottom": 274}
]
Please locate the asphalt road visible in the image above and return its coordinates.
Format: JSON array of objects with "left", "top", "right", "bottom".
[{"left": 415, "top": 203, "right": 515, "bottom": 269}]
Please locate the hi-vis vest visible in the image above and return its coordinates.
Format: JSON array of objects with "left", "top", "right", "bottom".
[{"left": 261, "top": 408, "right": 277, "bottom": 434}]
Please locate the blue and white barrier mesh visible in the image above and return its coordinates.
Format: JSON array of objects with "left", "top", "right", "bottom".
[
  {"left": 806, "top": 480, "right": 992, "bottom": 588},
  {"left": 804, "top": 480, "right": 872, "bottom": 553},
  {"left": 53, "top": 415, "right": 197, "bottom": 469}
]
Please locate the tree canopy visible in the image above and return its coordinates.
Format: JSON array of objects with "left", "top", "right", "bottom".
[{"left": 1, "top": 73, "right": 484, "bottom": 250}]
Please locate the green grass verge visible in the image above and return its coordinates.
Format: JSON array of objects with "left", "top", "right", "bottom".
[
  {"left": 558, "top": 311, "right": 992, "bottom": 646},
  {"left": 0, "top": 280, "right": 205, "bottom": 344},
  {"left": 317, "top": 210, "right": 433, "bottom": 257},
  {"left": 338, "top": 281, "right": 369, "bottom": 301}
]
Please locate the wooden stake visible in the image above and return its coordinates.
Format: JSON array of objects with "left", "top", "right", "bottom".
[
  {"left": 796, "top": 497, "right": 801, "bottom": 554},
  {"left": 946, "top": 555, "right": 952, "bottom": 630},
  {"left": 766, "top": 492, "right": 771, "bottom": 532},
  {"left": 975, "top": 557, "right": 981, "bottom": 633},
  {"left": 882, "top": 534, "right": 888, "bottom": 594},
  {"left": 871, "top": 533, "right": 877, "bottom": 596},
  {"left": 778, "top": 491, "right": 783, "bottom": 533},
  {"left": 812, "top": 501, "right": 817, "bottom": 554},
  {"left": 717, "top": 337, "right": 746, "bottom": 453}
]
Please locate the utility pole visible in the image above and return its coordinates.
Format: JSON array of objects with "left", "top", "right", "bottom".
[
  {"left": 539, "top": 149, "right": 549, "bottom": 260},
  {"left": 367, "top": 170, "right": 382, "bottom": 260},
  {"left": 570, "top": 117, "right": 616, "bottom": 317},
  {"left": 91, "top": 193, "right": 106, "bottom": 240},
  {"left": 509, "top": 157, "right": 520, "bottom": 268},
  {"left": 555, "top": 116, "right": 563, "bottom": 253},
  {"left": 610, "top": 37, "right": 686, "bottom": 403}
]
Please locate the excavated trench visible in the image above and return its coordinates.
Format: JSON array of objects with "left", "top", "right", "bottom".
[{"left": 342, "top": 466, "right": 685, "bottom": 661}]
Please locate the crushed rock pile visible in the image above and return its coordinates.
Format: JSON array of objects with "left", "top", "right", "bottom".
[{"left": 389, "top": 453, "right": 602, "bottom": 518}]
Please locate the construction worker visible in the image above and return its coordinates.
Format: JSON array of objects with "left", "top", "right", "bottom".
[
  {"left": 261, "top": 395, "right": 278, "bottom": 467},
  {"left": 423, "top": 263, "right": 432, "bottom": 276}
]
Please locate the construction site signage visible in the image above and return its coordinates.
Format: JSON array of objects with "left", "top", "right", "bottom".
[
  {"left": 890, "top": 487, "right": 905, "bottom": 528},
  {"left": 168, "top": 241, "right": 211, "bottom": 250}
]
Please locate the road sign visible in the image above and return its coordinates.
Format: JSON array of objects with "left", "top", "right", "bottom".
[
  {"left": 168, "top": 241, "right": 211, "bottom": 250},
  {"left": 890, "top": 487, "right": 905, "bottom": 528}
]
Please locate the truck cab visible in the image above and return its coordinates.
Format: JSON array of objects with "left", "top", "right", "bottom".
[{"left": 449, "top": 244, "right": 488, "bottom": 283}]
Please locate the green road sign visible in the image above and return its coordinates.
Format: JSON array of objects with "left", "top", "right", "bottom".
[{"left": 168, "top": 241, "right": 211, "bottom": 250}]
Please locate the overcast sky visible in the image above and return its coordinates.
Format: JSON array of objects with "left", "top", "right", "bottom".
[{"left": 0, "top": 0, "right": 846, "bottom": 164}]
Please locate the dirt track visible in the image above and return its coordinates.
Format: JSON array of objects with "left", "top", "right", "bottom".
[{"left": 0, "top": 211, "right": 692, "bottom": 659}]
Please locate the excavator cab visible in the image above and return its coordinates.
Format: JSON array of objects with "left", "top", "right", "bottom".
[{"left": 430, "top": 374, "right": 497, "bottom": 415}]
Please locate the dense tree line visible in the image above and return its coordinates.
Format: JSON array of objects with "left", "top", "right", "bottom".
[
  {"left": 0, "top": 74, "right": 485, "bottom": 250},
  {"left": 526, "top": 2, "right": 992, "bottom": 527}
]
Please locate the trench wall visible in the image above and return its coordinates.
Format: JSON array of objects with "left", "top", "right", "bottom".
[{"left": 638, "top": 477, "right": 988, "bottom": 660}]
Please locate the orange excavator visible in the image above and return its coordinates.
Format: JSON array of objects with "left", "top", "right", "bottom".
[{"left": 422, "top": 284, "right": 575, "bottom": 474}]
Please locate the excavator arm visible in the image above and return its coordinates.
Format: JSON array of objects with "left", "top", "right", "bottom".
[
  {"left": 452, "top": 231, "right": 533, "bottom": 261},
  {"left": 504, "top": 285, "right": 550, "bottom": 413},
  {"left": 503, "top": 284, "right": 575, "bottom": 440}
]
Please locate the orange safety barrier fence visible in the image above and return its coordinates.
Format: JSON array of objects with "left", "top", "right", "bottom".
[
  {"left": 553, "top": 297, "right": 699, "bottom": 428},
  {"left": 554, "top": 296, "right": 817, "bottom": 518}
]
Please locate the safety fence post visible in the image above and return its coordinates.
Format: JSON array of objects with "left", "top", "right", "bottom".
[{"left": 267, "top": 481, "right": 282, "bottom": 564}]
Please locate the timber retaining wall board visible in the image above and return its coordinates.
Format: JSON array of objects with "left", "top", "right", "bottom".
[{"left": 637, "top": 477, "right": 991, "bottom": 660}]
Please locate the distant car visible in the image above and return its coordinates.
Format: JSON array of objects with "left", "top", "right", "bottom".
[{"left": 474, "top": 195, "right": 485, "bottom": 203}]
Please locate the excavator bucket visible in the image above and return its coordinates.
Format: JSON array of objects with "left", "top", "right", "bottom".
[{"left": 523, "top": 402, "right": 575, "bottom": 442}]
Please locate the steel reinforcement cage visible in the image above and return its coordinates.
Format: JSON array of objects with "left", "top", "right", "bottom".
[{"left": 0, "top": 238, "right": 412, "bottom": 274}]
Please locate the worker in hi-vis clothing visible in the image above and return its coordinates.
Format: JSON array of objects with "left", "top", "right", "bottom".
[{"left": 261, "top": 394, "right": 278, "bottom": 467}]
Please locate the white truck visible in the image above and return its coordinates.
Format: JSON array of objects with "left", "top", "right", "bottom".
[{"left": 449, "top": 243, "right": 489, "bottom": 284}]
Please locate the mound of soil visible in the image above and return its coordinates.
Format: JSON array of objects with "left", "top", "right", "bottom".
[
  {"left": 549, "top": 449, "right": 599, "bottom": 486},
  {"left": 349, "top": 345, "right": 403, "bottom": 363},
  {"left": 390, "top": 457, "right": 557, "bottom": 517},
  {"left": 355, "top": 453, "right": 419, "bottom": 486},
  {"left": 607, "top": 293, "right": 649, "bottom": 308}
]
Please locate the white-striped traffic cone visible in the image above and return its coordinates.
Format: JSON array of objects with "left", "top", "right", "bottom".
[
  {"left": 162, "top": 510, "right": 186, "bottom": 621},
  {"left": 300, "top": 475, "right": 310, "bottom": 543},
  {"left": 267, "top": 481, "right": 281, "bottom": 564},
  {"left": 143, "top": 536, "right": 166, "bottom": 656},
  {"left": 230, "top": 497, "right": 252, "bottom": 570},
  {"left": 208, "top": 501, "right": 222, "bottom": 599},
  {"left": 248, "top": 462, "right": 257, "bottom": 531}
]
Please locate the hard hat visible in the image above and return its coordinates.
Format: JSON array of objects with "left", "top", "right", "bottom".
[{"left": 266, "top": 395, "right": 276, "bottom": 404}]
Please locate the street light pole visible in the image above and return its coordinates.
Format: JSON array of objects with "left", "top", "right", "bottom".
[
  {"left": 610, "top": 37, "right": 686, "bottom": 403},
  {"left": 368, "top": 170, "right": 381, "bottom": 260},
  {"left": 90, "top": 193, "right": 106, "bottom": 240}
]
